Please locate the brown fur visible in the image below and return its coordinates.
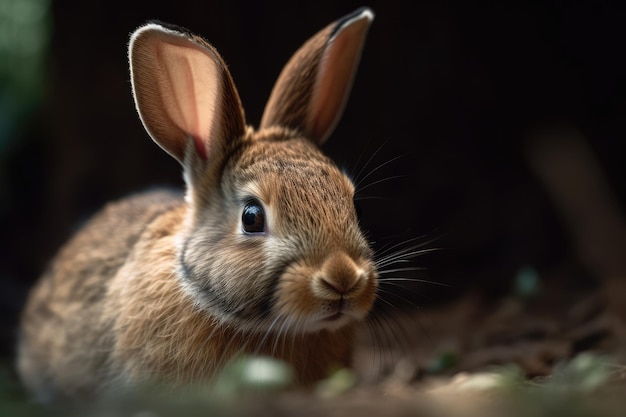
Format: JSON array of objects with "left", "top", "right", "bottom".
[
  {"left": 261, "top": 8, "right": 372, "bottom": 144},
  {"left": 18, "top": 8, "right": 376, "bottom": 401},
  {"left": 103, "top": 201, "right": 355, "bottom": 387}
]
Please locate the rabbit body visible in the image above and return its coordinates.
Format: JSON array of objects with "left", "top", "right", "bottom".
[{"left": 18, "top": 8, "right": 377, "bottom": 401}]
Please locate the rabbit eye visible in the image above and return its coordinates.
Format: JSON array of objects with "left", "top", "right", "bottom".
[{"left": 242, "top": 201, "right": 265, "bottom": 234}]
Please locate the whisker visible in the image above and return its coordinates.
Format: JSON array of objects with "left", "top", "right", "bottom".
[
  {"left": 364, "top": 314, "right": 394, "bottom": 380},
  {"left": 292, "top": 316, "right": 306, "bottom": 357},
  {"left": 356, "top": 175, "right": 408, "bottom": 194},
  {"left": 254, "top": 313, "right": 285, "bottom": 357},
  {"left": 365, "top": 305, "right": 418, "bottom": 381},
  {"left": 263, "top": 315, "right": 280, "bottom": 357},
  {"left": 375, "top": 247, "right": 444, "bottom": 268},
  {"left": 274, "top": 314, "right": 293, "bottom": 356},
  {"left": 378, "top": 276, "right": 451, "bottom": 288},
  {"left": 354, "top": 152, "right": 408, "bottom": 191},
  {"left": 378, "top": 243, "right": 444, "bottom": 259},
  {"left": 377, "top": 311, "right": 416, "bottom": 362},
  {"left": 375, "top": 285, "right": 423, "bottom": 311},
  {"left": 374, "top": 234, "right": 441, "bottom": 258},
  {"left": 377, "top": 244, "right": 444, "bottom": 259},
  {"left": 352, "top": 139, "right": 390, "bottom": 186},
  {"left": 378, "top": 267, "right": 428, "bottom": 274},
  {"left": 365, "top": 316, "right": 388, "bottom": 381}
]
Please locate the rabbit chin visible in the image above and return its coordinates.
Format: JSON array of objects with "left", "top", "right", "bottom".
[
  {"left": 228, "top": 309, "right": 366, "bottom": 335},
  {"left": 265, "top": 304, "right": 371, "bottom": 335},
  {"left": 304, "top": 310, "right": 367, "bottom": 333},
  {"left": 207, "top": 305, "right": 367, "bottom": 336}
]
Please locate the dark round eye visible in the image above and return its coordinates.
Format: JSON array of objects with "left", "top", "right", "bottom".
[{"left": 242, "top": 201, "right": 265, "bottom": 234}]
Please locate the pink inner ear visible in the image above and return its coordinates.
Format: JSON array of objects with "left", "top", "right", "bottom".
[
  {"left": 308, "top": 16, "right": 370, "bottom": 144},
  {"left": 156, "top": 41, "right": 222, "bottom": 160},
  {"left": 309, "top": 35, "right": 354, "bottom": 142}
]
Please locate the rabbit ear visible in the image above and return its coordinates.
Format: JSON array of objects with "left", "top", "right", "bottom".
[
  {"left": 129, "top": 23, "right": 246, "bottom": 166},
  {"left": 260, "top": 7, "right": 373, "bottom": 145}
]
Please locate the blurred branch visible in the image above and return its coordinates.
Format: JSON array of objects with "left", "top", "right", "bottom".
[{"left": 526, "top": 125, "right": 626, "bottom": 352}]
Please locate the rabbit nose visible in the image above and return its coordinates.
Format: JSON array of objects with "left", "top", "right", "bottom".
[{"left": 314, "top": 252, "right": 366, "bottom": 299}]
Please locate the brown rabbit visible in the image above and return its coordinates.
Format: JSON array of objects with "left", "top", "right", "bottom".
[{"left": 17, "top": 7, "right": 377, "bottom": 401}]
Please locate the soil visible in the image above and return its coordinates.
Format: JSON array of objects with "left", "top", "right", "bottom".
[
  {"left": 261, "top": 274, "right": 626, "bottom": 417},
  {"left": 9, "top": 271, "right": 624, "bottom": 417}
]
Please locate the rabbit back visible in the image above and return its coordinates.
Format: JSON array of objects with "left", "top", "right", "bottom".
[{"left": 17, "top": 189, "right": 184, "bottom": 400}]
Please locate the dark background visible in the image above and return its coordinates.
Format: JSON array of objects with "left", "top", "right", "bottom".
[{"left": 1, "top": 0, "right": 625, "bottom": 360}]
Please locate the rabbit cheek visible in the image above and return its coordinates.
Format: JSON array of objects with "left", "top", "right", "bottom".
[
  {"left": 178, "top": 231, "right": 270, "bottom": 325},
  {"left": 276, "top": 265, "right": 321, "bottom": 325}
]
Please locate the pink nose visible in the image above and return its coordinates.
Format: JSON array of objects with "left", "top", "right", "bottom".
[{"left": 314, "top": 252, "right": 366, "bottom": 299}]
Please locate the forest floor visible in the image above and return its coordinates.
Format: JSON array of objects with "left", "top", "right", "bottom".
[{"left": 2, "top": 270, "right": 626, "bottom": 417}]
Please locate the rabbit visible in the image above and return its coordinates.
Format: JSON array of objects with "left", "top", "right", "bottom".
[{"left": 17, "top": 7, "right": 378, "bottom": 401}]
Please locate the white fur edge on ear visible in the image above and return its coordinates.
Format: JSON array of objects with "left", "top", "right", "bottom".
[
  {"left": 328, "top": 7, "right": 375, "bottom": 43},
  {"left": 129, "top": 22, "right": 182, "bottom": 47}
]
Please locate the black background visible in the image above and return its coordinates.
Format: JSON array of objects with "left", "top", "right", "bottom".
[{"left": 2, "top": 0, "right": 625, "bottom": 358}]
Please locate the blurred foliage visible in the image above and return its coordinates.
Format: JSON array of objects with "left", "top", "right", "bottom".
[
  {"left": 0, "top": 352, "right": 623, "bottom": 417},
  {"left": 0, "top": 0, "right": 51, "bottom": 149},
  {"left": 0, "top": 358, "right": 37, "bottom": 417},
  {"left": 514, "top": 265, "right": 542, "bottom": 300},
  {"left": 315, "top": 367, "right": 357, "bottom": 398},
  {"left": 210, "top": 355, "right": 295, "bottom": 397},
  {"left": 506, "top": 353, "right": 620, "bottom": 417},
  {"left": 0, "top": 0, "right": 51, "bottom": 234},
  {"left": 426, "top": 353, "right": 622, "bottom": 417},
  {"left": 426, "top": 350, "right": 460, "bottom": 374}
]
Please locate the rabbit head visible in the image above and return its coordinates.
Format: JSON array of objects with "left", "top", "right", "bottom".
[{"left": 129, "top": 8, "right": 377, "bottom": 335}]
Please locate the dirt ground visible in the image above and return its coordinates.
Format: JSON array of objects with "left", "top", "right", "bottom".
[
  {"left": 258, "top": 274, "right": 626, "bottom": 417},
  {"left": 6, "top": 271, "right": 625, "bottom": 417},
  {"left": 340, "top": 277, "right": 626, "bottom": 417}
]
